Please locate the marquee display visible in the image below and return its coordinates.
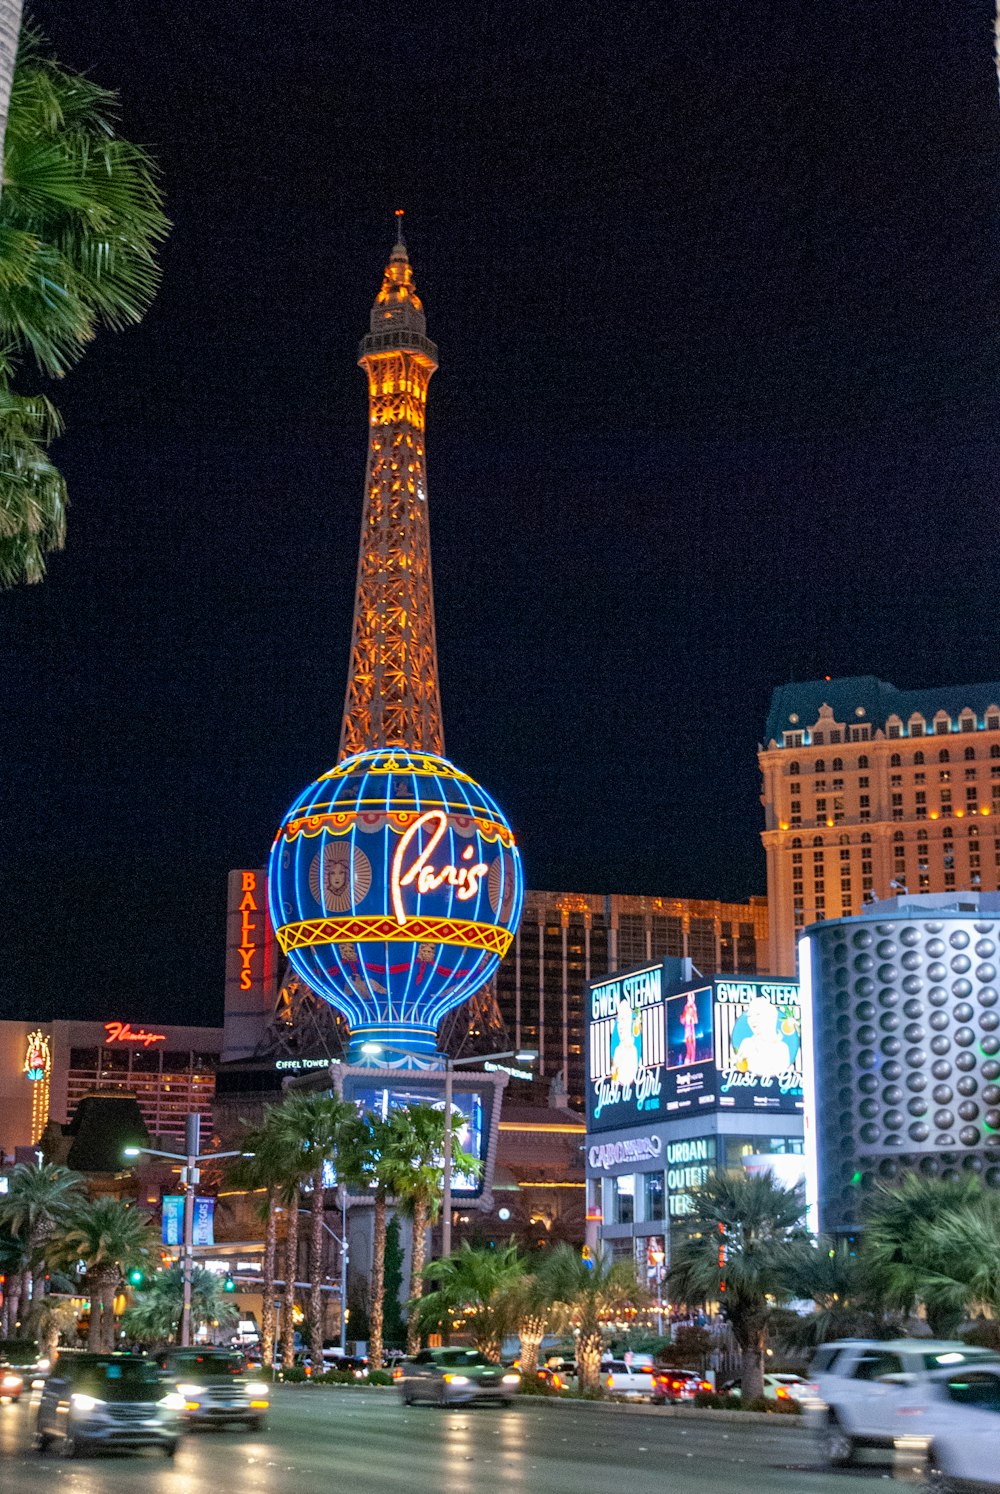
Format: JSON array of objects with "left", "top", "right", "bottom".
[{"left": 268, "top": 748, "right": 524, "bottom": 1060}]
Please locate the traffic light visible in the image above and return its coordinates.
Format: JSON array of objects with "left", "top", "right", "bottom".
[
  {"left": 127, "top": 1268, "right": 145, "bottom": 1289},
  {"left": 222, "top": 1274, "right": 236, "bottom": 1293}
]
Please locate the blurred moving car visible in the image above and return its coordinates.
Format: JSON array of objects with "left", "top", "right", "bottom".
[
  {"left": 395, "top": 1348, "right": 520, "bottom": 1406},
  {"left": 318, "top": 1350, "right": 370, "bottom": 1378},
  {"left": 156, "top": 1348, "right": 269, "bottom": 1430},
  {"left": 720, "top": 1373, "right": 815, "bottom": 1404},
  {"left": 0, "top": 1339, "right": 50, "bottom": 1393},
  {"left": 653, "top": 1369, "right": 713, "bottom": 1404},
  {"left": 604, "top": 1360, "right": 657, "bottom": 1399},
  {"left": 35, "top": 1353, "right": 183, "bottom": 1458},
  {"left": 805, "top": 1338, "right": 1000, "bottom": 1467},
  {"left": 920, "top": 1363, "right": 1000, "bottom": 1492}
]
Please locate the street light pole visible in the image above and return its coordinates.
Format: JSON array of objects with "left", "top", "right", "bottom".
[
  {"left": 181, "top": 1113, "right": 200, "bottom": 1348},
  {"left": 123, "top": 1116, "right": 245, "bottom": 1350},
  {"left": 340, "top": 1185, "right": 349, "bottom": 1355},
  {"left": 441, "top": 1058, "right": 454, "bottom": 1259}
]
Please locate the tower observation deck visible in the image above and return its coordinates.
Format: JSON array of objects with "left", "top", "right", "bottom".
[{"left": 339, "top": 215, "right": 444, "bottom": 758}]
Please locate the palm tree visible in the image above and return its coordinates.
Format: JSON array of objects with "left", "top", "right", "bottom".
[
  {"left": 0, "top": 0, "right": 22, "bottom": 188},
  {"left": 864, "top": 1173, "right": 984, "bottom": 1338},
  {"left": 226, "top": 1122, "right": 284, "bottom": 1369},
  {"left": 776, "top": 1236, "right": 900, "bottom": 1347},
  {"left": 0, "top": 1161, "right": 83, "bottom": 1333},
  {"left": 57, "top": 1197, "right": 155, "bottom": 1351},
  {"left": 123, "top": 1264, "right": 240, "bottom": 1346},
  {"left": 913, "top": 1190, "right": 1000, "bottom": 1325},
  {"left": 539, "top": 1243, "right": 641, "bottom": 1394},
  {"left": 412, "top": 1243, "right": 525, "bottom": 1362},
  {"left": 0, "top": 30, "right": 168, "bottom": 585},
  {"left": 388, "top": 1103, "right": 481, "bottom": 1354},
  {"left": 270, "top": 1091, "right": 355, "bottom": 1371},
  {"left": 668, "top": 1171, "right": 805, "bottom": 1401},
  {"left": 252, "top": 1105, "right": 311, "bottom": 1369},
  {"left": 511, "top": 1268, "right": 553, "bottom": 1376},
  {"left": 338, "top": 1111, "right": 413, "bottom": 1372}
]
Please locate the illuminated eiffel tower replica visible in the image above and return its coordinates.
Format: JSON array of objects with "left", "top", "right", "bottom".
[{"left": 261, "top": 215, "right": 507, "bottom": 1057}]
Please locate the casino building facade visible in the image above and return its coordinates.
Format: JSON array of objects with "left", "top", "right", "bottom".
[
  {"left": 0, "top": 1018, "right": 223, "bottom": 1160},
  {"left": 801, "top": 892, "right": 1000, "bottom": 1235},
  {"left": 583, "top": 961, "right": 803, "bottom": 1266}
]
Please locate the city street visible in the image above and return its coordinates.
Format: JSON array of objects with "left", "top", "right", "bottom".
[{"left": 0, "top": 1387, "right": 926, "bottom": 1492}]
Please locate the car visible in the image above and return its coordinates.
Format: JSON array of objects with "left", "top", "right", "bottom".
[
  {"left": 395, "top": 1348, "right": 521, "bottom": 1406},
  {"left": 156, "top": 1347, "right": 270, "bottom": 1430},
  {"left": 805, "top": 1338, "right": 1000, "bottom": 1467},
  {"left": 653, "top": 1369, "right": 713, "bottom": 1404},
  {"left": 0, "top": 1338, "right": 50, "bottom": 1393},
  {"left": 920, "top": 1363, "right": 1000, "bottom": 1492},
  {"left": 35, "top": 1352, "right": 183, "bottom": 1458},
  {"left": 532, "top": 1366, "right": 569, "bottom": 1392},
  {"left": 603, "top": 1359, "right": 657, "bottom": 1399},
  {"left": 720, "top": 1373, "right": 815, "bottom": 1404},
  {"left": 318, "top": 1351, "right": 369, "bottom": 1378}
]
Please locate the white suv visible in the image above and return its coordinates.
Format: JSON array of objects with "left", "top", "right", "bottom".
[{"left": 807, "top": 1339, "right": 1000, "bottom": 1467}]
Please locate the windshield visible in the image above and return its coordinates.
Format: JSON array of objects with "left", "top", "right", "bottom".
[
  {"left": 922, "top": 1350, "right": 1000, "bottom": 1371},
  {"left": 168, "top": 1353, "right": 245, "bottom": 1379},
  {"left": 944, "top": 1372, "right": 1000, "bottom": 1410},
  {"left": 75, "top": 1361, "right": 162, "bottom": 1403},
  {"left": 435, "top": 1350, "right": 489, "bottom": 1368}
]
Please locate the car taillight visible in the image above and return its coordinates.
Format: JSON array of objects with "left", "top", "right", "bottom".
[
  {"left": 392, "top": 1367, "right": 403, "bottom": 1381},
  {"left": 776, "top": 1386, "right": 790, "bottom": 1399},
  {"left": 606, "top": 1376, "right": 613, "bottom": 1388},
  {"left": 700, "top": 1381, "right": 712, "bottom": 1392}
]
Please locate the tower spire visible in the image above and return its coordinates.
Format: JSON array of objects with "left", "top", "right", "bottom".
[{"left": 338, "top": 225, "right": 444, "bottom": 760}]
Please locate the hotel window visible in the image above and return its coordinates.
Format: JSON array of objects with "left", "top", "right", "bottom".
[
  {"left": 935, "top": 716, "right": 951, "bottom": 735},
  {"left": 813, "top": 734, "right": 825, "bottom": 746},
  {"left": 945, "top": 870, "right": 956, "bottom": 887},
  {"left": 794, "top": 908, "right": 804, "bottom": 927},
  {"left": 859, "top": 776, "right": 869, "bottom": 788},
  {"left": 788, "top": 761, "right": 800, "bottom": 775},
  {"left": 860, "top": 794, "right": 870, "bottom": 809},
  {"left": 965, "top": 747, "right": 977, "bottom": 762},
  {"left": 911, "top": 720, "right": 925, "bottom": 737},
  {"left": 839, "top": 848, "right": 851, "bottom": 861},
  {"left": 849, "top": 726, "right": 871, "bottom": 742},
  {"left": 832, "top": 758, "right": 843, "bottom": 772},
  {"left": 989, "top": 714, "right": 1000, "bottom": 732},
  {"left": 833, "top": 798, "right": 844, "bottom": 822},
  {"left": 993, "top": 785, "right": 1000, "bottom": 805},
  {"left": 791, "top": 851, "right": 802, "bottom": 864},
  {"left": 814, "top": 878, "right": 825, "bottom": 893},
  {"left": 915, "top": 772, "right": 926, "bottom": 784},
  {"left": 961, "top": 715, "right": 976, "bottom": 732},
  {"left": 793, "top": 880, "right": 803, "bottom": 896},
  {"left": 941, "top": 769, "right": 951, "bottom": 782},
  {"left": 784, "top": 731, "right": 803, "bottom": 748},
  {"left": 993, "top": 746, "right": 1000, "bottom": 759},
  {"left": 992, "top": 767, "right": 1000, "bottom": 778},
  {"left": 815, "top": 897, "right": 826, "bottom": 914},
  {"left": 814, "top": 760, "right": 826, "bottom": 773},
  {"left": 891, "top": 774, "right": 902, "bottom": 787},
  {"left": 790, "top": 779, "right": 800, "bottom": 794},
  {"left": 942, "top": 790, "right": 952, "bottom": 814},
  {"left": 914, "top": 751, "right": 925, "bottom": 765},
  {"left": 890, "top": 753, "right": 901, "bottom": 768},
  {"left": 888, "top": 723, "right": 901, "bottom": 738},
  {"left": 939, "top": 749, "right": 951, "bottom": 764},
  {"left": 814, "top": 779, "right": 827, "bottom": 792},
  {"left": 858, "top": 754, "right": 870, "bottom": 768},
  {"left": 966, "top": 767, "right": 978, "bottom": 780},
  {"left": 829, "top": 731, "right": 842, "bottom": 744},
  {"left": 916, "top": 791, "right": 926, "bottom": 805},
  {"left": 816, "top": 798, "right": 827, "bottom": 819}
]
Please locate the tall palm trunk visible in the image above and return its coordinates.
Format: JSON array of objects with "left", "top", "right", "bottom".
[
  {"left": 0, "top": 0, "right": 23, "bottom": 195},
  {"left": 15, "top": 1266, "right": 29, "bottom": 1337},
  {"left": 3, "top": 1274, "right": 20, "bottom": 1336},
  {"left": 369, "top": 1191, "right": 386, "bottom": 1371},
  {"left": 281, "top": 1197, "right": 299, "bottom": 1369},
  {"left": 405, "top": 1197, "right": 429, "bottom": 1355},
  {"left": 309, "top": 1164, "right": 325, "bottom": 1372},
  {"left": 739, "top": 1331, "right": 766, "bottom": 1402},
  {"left": 517, "top": 1314, "right": 546, "bottom": 1376},
  {"left": 261, "top": 1187, "right": 277, "bottom": 1368},
  {"left": 577, "top": 1327, "right": 603, "bottom": 1394},
  {"left": 101, "top": 1275, "right": 118, "bottom": 1351},
  {"left": 86, "top": 1278, "right": 102, "bottom": 1351}
]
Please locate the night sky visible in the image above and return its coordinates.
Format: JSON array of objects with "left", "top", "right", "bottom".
[{"left": 2, "top": 1, "right": 999, "bottom": 1026}]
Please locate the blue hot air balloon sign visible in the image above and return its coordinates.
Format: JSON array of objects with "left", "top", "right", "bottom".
[{"left": 268, "top": 749, "right": 524, "bottom": 1062}]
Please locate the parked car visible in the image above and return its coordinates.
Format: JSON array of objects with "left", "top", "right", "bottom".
[
  {"left": 156, "top": 1348, "right": 269, "bottom": 1430},
  {"left": 395, "top": 1348, "right": 520, "bottom": 1406},
  {"left": 35, "top": 1352, "right": 183, "bottom": 1458},
  {"left": 653, "top": 1369, "right": 713, "bottom": 1404},
  {"left": 603, "top": 1359, "right": 657, "bottom": 1399},
  {"left": 720, "top": 1373, "right": 815, "bottom": 1404},
  {"left": 805, "top": 1338, "right": 1000, "bottom": 1467},
  {"left": 318, "top": 1351, "right": 369, "bottom": 1378},
  {"left": 920, "top": 1362, "right": 1000, "bottom": 1492}
]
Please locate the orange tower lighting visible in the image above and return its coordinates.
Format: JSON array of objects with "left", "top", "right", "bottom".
[{"left": 339, "top": 212, "right": 444, "bottom": 759}]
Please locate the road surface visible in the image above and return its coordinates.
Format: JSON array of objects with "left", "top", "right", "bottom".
[{"left": 0, "top": 1385, "right": 926, "bottom": 1491}]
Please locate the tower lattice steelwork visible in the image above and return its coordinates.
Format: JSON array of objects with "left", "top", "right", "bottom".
[{"left": 339, "top": 215, "right": 444, "bottom": 759}]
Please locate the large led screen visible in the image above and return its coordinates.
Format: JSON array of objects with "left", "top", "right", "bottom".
[
  {"left": 342, "top": 1075, "right": 489, "bottom": 1197},
  {"left": 713, "top": 979, "right": 803, "bottom": 1114}
]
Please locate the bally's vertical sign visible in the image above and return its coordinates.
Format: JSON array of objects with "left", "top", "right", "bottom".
[
  {"left": 224, "top": 869, "right": 277, "bottom": 1061},
  {"left": 587, "top": 964, "right": 667, "bottom": 1132}
]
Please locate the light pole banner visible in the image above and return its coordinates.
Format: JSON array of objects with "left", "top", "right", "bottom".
[
  {"left": 162, "top": 1195, "right": 184, "bottom": 1246},
  {"left": 192, "top": 1196, "right": 215, "bottom": 1247}
]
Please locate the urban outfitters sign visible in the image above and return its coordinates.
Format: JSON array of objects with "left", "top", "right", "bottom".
[
  {"left": 666, "top": 1136, "right": 715, "bottom": 1217},
  {"left": 587, "top": 965, "right": 667, "bottom": 1132}
]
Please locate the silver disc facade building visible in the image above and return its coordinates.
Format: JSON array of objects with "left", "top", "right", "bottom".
[{"left": 801, "top": 891, "right": 1000, "bottom": 1234}]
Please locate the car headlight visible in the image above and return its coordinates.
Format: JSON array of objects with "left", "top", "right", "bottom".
[
  {"left": 175, "top": 1383, "right": 202, "bottom": 1397},
  {"left": 35, "top": 1358, "right": 50, "bottom": 1372},
  {"left": 1, "top": 1375, "right": 22, "bottom": 1390},
  {"left": 245, "top": 1382, "right": 269, "bottom": 1397},
  {"left": 70, "top": 1393, "right": 102, "bottom": 1413},
  {"left": 443, "top": 1374, "right": 470, "bottom": 1385},
  {"left": 160, "top": 1392, "right": 186, "bottom": 1411},
  {"left": 501, "top": 1374, "right": 520, "bottom": 1386}
]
